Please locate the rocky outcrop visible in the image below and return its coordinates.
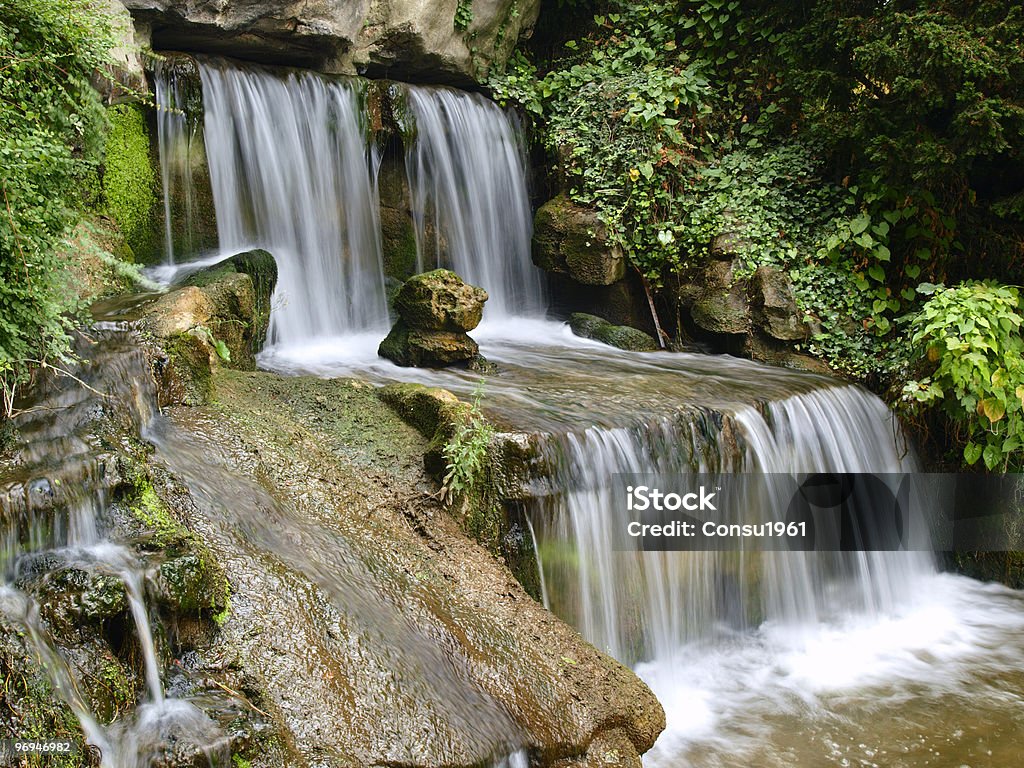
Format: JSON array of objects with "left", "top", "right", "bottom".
[
  {"left": 568, "top": 313, "right": 659, "bottom": 352},
  {"left": 379, "top": 269, "right": 487, "bottom": 367},
  {"left": 123, "top": 0, "right": 540, "bottom": 85},
  {"left": 534, "top": 194, "right": 626, "bottom": 286},
  {"left": 98, "top": 0, "right": 148, "bottom": 98},
  {"left": 127, "top": 249, "right": 277, "bottom": 404}
]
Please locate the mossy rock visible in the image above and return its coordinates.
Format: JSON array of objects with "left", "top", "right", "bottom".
[
  {"left": 593, "top": 323, "right": 659, "bottom": 352},
  {"left": 378, "top": 321, "right": 480, "bottom": 367},
  {"left": 568, "top": 312, "right": 658, "bottom": 351},
  {"left": 393, "top": 269, "right": 488, "bottom": 332},
  {"left": 153, "top": 331, "right": 214, "bottom": 407},
  {"left": 568, "top": 312, "right": 608, "bottom": 338},
  {"left": 104, "top": 103, "right": 159, "bottom": 262}
]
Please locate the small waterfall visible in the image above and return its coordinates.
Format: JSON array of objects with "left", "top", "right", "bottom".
[
  {"left": 0, "top": 331, "right": 227, "bottom": 767},
  {"left": 532, "top": 385, "right": 929, "bottom": 664},
  {"left": 404, "top": 86, "right": 545, "bottom": 318},
  {"left": 154, "top": 58, "right": 202, "bottom": 264},
  {"left": 199, "top": 60, "right": 389, "bottom": 342}
]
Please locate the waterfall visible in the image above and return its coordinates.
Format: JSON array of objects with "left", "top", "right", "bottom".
[
  {"left": 154, "top": 58, "right": 201, "bottom": 264},
  {"left": 0, "top": 331, "right": 227, "bottom": 767},
  {"left": 531, "top": 385, "right": 929, "bottom": 663},
  {"left": 404, "top": 86, "right": 545, "bottom": 318},
  {"left": 199, "top": 60, "right": 389, "bottom": 343}
]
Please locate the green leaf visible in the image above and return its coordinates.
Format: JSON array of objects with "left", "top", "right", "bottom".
[
  {"left": 983, "top": 444, "right": 1002, "bottom": 470},
  {"left": 981, "top": 398, "right": 1005, "bottom": 423},
  {"left": 850, "top": 214, "right": 870, "bottom": 235},
  {"left": 868, "top": 265, "right": 885, "bottom": 282},
  {"left": 964, "top": 442, "right": 983, "bottom": 465}
]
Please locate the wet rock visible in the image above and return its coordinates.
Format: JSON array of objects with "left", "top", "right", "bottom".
[
  {"left": 749, "top": 266, "right": 805, "bottom": 341},
  {"left": 379, "top": 323, "right": 481, "bottom": 367},
  {"left": 28, "top": 566, "right": 128, "bottom": 637},
  {"left": 124, "top": 0, "right": 541, "bottom": 85},
  {"left": 97, "top": 0, "right": 147, "bottom": 99},
  {"left": 379, "top": 270, "right": 487, "bottom": 367},
  {"left": 534, "top": 195, "right": 626, "bottom": 286},
  {"left": 393, "top": 268, "right": 488, "bottom": 332},
  {"left": 152, "top": 331, "right": 214, "bottom": 407},
  {"left": 568, "top": 313, "right": 658, "bottom": 352},
  {"left": 157, "top": 554, "right": 227, "bottom": 616}
]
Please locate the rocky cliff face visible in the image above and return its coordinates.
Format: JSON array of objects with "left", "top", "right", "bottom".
[{"left": 123, "top": 0, "right": 540, "bottom": 84}]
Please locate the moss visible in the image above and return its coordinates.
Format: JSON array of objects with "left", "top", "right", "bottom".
[
  {"left": 127, "top": 475, "right": 188, "bottom": 550},
  {"left": 380, "top": 209, "right": 419, "bottom": 281},
  {"left": 592, "top": 323, "right": 658, "bottom": 351},
  {"left": 163, "top": 332, "right": 215, "bottom": 406},
  {"left": 0, "top": 622, "right": 87, "bottom": 768},
  {"left": 103, "top": 103, "right": 158, "bottom": 261},
  {"left": 232, "top": 756, "right": 252, "bottom": 768}
]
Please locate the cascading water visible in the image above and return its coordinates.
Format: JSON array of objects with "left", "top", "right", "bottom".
[
  {"left": 403, "top": 86, "right": 545, "bottom": 318},
  {"left": 0, "top": 331, "right": 229, "bottom": 767},
  {"left": 199, "top": 60, "right": 389, "bottom": 342},
  {"left": 154, "top": 58, "right": 202, "bottom": 264},
  {"left": 532, "top": 386, "right": 926, "bottom": 663}
]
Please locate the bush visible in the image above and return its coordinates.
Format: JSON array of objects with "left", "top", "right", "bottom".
[
  {"left": 902, "top": 282, "right": 1024, "bottom": 470},
  {"left": 0, "top": 0, "right": 115, "bottom": 414}
]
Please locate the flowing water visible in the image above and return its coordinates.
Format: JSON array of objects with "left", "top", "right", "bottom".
[
  {"left": 199, "top": 59, "right": 389, "bottom": 342},
  {"left": 403, "top": 86, "right": 545, "bottom": 318},
  {"left": 92, "top": 54, "right": 1024, "bottom": 765},
  {"left": 0, "top": 331, "right": 230, "bottom": 767},
  {"left": 154, "top": 58, "right": 202, "bottom": 264}
]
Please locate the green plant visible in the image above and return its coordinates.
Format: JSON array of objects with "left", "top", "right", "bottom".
[
  {"left": 0, "top": 0, "right": 116, "bottom": 415},
  {"left": 454, "top": 0, "right": 473, "bottom": 32},
  {"left": 441, "top": 383, "right": 494, "bottom": 506},
  {"left": 103, "top": 103, "right": 157, "bottom": 259},
  {"left": 902, "top": 281, "right": 1024, "bottom": 470}
]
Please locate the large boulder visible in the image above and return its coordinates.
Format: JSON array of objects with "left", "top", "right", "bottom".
[
  {"left": 123, "top": 0, "right": 540, "bottom": 85},
  {"left": 534, "top": 195, "right": 626, "bottom": 286},
  {"left": 379, "top": 269, "right": 487, "bottom": 367},
  {"left": 688, "top": 260, "right": 751, "bottom": 336}
]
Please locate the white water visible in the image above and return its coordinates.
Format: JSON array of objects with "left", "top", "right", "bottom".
[
  {"left": 404, "top": 86, "right": 545, "bottom": 318},
  {"left": 200, "top": 60, "right": 389, "bottom": 342},
  {"left": 0, "top": 333, "right": 227, "bottom": 768}
]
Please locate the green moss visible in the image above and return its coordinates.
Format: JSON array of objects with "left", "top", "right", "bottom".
[
  {"left": 103, "top": 103, "right": 157, "bottom": 260},
  {"left": 381, "top": 211, "right": 419, "bottom": 281},
  {"left": 232, "top": 755, "right": 252, "bottom": 768},
  {"left": 128, "top": 476, "right": 188, "bottom": 550}
]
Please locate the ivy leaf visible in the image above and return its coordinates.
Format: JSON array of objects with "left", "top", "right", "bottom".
[
  {"left": 850, "top": 214, "right": 870, "bottom": 235},
  {"left": 868, "top": 264, "right": 885, "bottom": 282},
  {"left": 980, "top": 398, "right": 1005, "bottom": 423},
  {"left": 964, "top": 442, "right": 983, "bottom": 465},
  {"left": 904, "top": 264, "right": 921, "bottom": 279},
  {"left": 983, "top": 444, "right": 1002, "bottom": 470}
]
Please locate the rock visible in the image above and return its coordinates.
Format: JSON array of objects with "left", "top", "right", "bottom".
[
  {"left": 749, "top": 265, "right": 806, "bottom": 341},
  {"left": 593, "top": 323, "right": 660, "bottom": 352},
  {"left": 181, "top": 249, "right": 279, "bottom": 360},
  {"left": 569, "top": 313, "right": 659, "bottom": 352},
  {"left": 379, "top": 270, "right": 487, "bottom": 367},
  {"left": 568, "top": 312, "right": 607, "bottom": 338},
  {"left": 144, "top": 286, "right": 217, "bottom": 337},
  {"left": 393, "top": 269, "right": 488, "bottom": 332},
  {"left": 688, "top": 259, "right": 751, "bottom": 335},
  {"left": 534, "top": 195, "right": 626, "bottom": 286},
  {"left": 97, "top": 0, "right": 148, "bottom": 98},
  {"left": 122, "top": 0, "right": 541, "bottom": 85},
  {"left": 378, "top": 322, "right": 480, "bottom": 367}
]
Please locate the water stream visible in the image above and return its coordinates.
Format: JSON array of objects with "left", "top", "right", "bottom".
[{"left": 0, "top": 331, "right": 229, "bottom": 767}]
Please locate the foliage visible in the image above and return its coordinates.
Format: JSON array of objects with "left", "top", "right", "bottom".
[
  {"left": 902, "top": 282, "right": 1024, "bottom": 471},
  {"left": 0, "top": 0, "right": 115, "bottom": 415},
  {"left": 441, "top": 384, "right": 494, "bottom": 506},
  {"left": 103, "top": 103, "right": 156, "bottom": 259},
  {"left": 454, "top": 0, "right": 473, "bottom": 32}
]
